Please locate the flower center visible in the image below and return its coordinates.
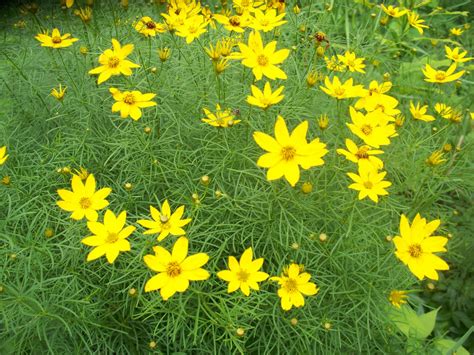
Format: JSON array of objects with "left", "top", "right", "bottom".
[
  {"left": 229, "top": 16, "right": 241, "bottom": 27},
  {"left": 283, "top": 278, "right": 298, "bottom": 293},
  {"left": 257, "top": 54, "right": 269, "bottom": 66},
  {"left": 166, "top": 261, "right": 182, "bottom": 277},
  {"left": 355, "top": 147, "right": 369, "bottom": 159},
  {"left": 361, "top": 124, "right": 372, "bottom": 135},
  {"left": 79, "top": 197, "right": 92, "bottom": 209},
  {"left": 52, "top": 36, "right": 62, "bottom": 44},
  {"left": 408, "top": 244, "right": 423, "bottom": 258},
  {"left": 108, "top": 56, "right": 120, "bottom": 68},
  {"left": 123, "top": 93, "right": 135, "bottom": 105},
  {"left": 363, "top": 181, "right": 373, "bottom": 189},
  {"left": 260, "top": 19, "right": 270, "bottom": 27},
  {"left": 281, "top": 146, "right": 296, "bottom": 161},
  {"left": 334, "top": 87, "right": 345, "bottom": 96},
  {"left": 160, "top": 214, "right": 169, "bottom": 223},
  {"left": 106, "top": 232, "right": 119, "bottom": 243},
  {"left": 347, "top": 59, "right": 355, "bottom": 68},
  {"left": 188, "top": 25, "right": 197, "bottom": 34},
  {"left": 146, "top": 21, "right": 156, "bottom": 29},
  {"left": 435, "top": 71, "right": 446, "bottom": 81},
  {"left": 236, "top": 269, "right": 250, "bottom": 282}
]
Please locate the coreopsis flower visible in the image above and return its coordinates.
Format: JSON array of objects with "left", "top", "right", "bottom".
[
  {"left": 0, "top": 146, "right": 8, "bottom": 165},
  {"left": 158, "top": 47, "right": 171, "bottom": 62},
  {"left": 162, "top": 10, "right": 188, "bottom": 32},
  {"left": 422, "top": 63, "right": 465, "bottom": 84},
  {"left": 246, "top": 82, "right": 284, "bottom": 109},
  {"left": 218, "top": 38, "right": 235, "bottom": 57},
  {"left": 389, "top": 290, "right": 408, "bottom": 308},
  {"left": 346, "top": 107, "right": 396, "bottom": 148},
  {"left": 73, "top": 167, "right": 89, "bottom": 181},
  {"left": 347, "top": 162, "right": 391, "bottom": 203},
  {"left": 201, "top": 7, "right": 216, "bottom": 28},
  {"left": 176, "top": 15, "right": 207, "bottom": 43},
  {"left": 35, "top": 28, "right": 78, "bottom": 48},
  {"left": 409, "top": 101, "right": 435, "bottom": 122},
  {"left": 449, "top": 27, "right": 463, "bottom": 36},
  {"left": 337, "top": 138, "right": 384, "bottom": 169},
  {"left": 232, "top": 31, "right": 290, "bottom": 80},
  {"left": 143, "top": 236, "right": 210, "bottom": 300},
  {"left": 318, "top": 114, "right": 329, "bottom": 130},
  {"left": 249, "top": 9, "right": 287, "bottom": 32},
  {"left": 253, "top": 115, "right": 328, "bottom": 187},
  {"left": 426, "top": 150, "right": 446, "bottom": 166},
  {"left": 445, "top": 46, "right": 473, "bottom": 63},
  {"left": 407, "top": 11, "right": 429, "bottom": 34},
  {"left": 434, "top": 103, "right": 453, "bottom": 120},
  {"left": 355, "top": 80, "right": 392, "bottom": 110},
  {"left": 50, "top": 84, "right": 67, "bottom": 101},
  {"left": 306, "top": 70, "right": 321, "bottom": 87},
  {"left": 393, "top": 214, "right": 449, "bottom": 280},
  {"left": 56, "top": 174, "right": 111, "bottom": 222},
  {"left": 214, "top": 59, "right": 230, "bottom": 74},
  {"left": 88, "top": 39, "right": 140, "bottom": 85},
  {"left": 109, "top": 88, "right": 156, "bottom": 121},
  {"left": 74, "top": 7, "right": 92, "bottom": 23},
  {"left": 233, "top": 0, "right": 264, "bottom": 12},
  {"left": 81, "top": 210, "right": 135, "bottom": 263},
  {"left": 320, "top": 76, "right": 366, "bottom": 100},
  {"left": 337, "top": 51, "right": 366, "bottom": 73},
  {"left": 381, "top": 4, "right": 407, "bottom": 18},
  {"left": 205, "top": 43, "right": 221, "bottom": 61},
  {"left": 217, "top": 247, "right": 269, "bottom": 296},
  {"left": 201, "top": 104, "right": 241, "bottom": 128},
  {"left": 213, "top": 13, "right": 250, "bottom": 32},
  {"left": 324, "top": 55, "right": 346, "bottom": 72},
  {"left": 271, "top": 263, "right": 319, "bottom": 311},
  {"left": 134, "top": 16, "right": 166, "bottom": 37},
  {"left": 138, "top": 200, "right": 191, "bottom": 241}
]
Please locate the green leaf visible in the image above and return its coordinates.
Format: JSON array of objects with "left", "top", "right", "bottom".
[
  {"left": 432, "top": 339, "right": 469, "bottom": 355},
  {"left": 388, "top": 306, "right": 439, "bottom": 340}
]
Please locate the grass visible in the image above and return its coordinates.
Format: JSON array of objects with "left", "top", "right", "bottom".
[{"left": 0, "top": 0, "right": 473, "bottom": 353}]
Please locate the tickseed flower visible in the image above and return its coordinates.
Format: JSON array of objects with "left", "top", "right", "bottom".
[
  {"left": 232, "top": 30, "right": 290, "bottom": 81},
  {"left": 134, "top": 16, "right": 166, "bottom": 37},
  {"left": 426, "top": 150, "right": 446, "bottom": 166},
  {"left": 88, "top": 39, "right": 140, "bottom": 85},
  {"left": 318, "top": 114, "right": 329, "bottom": 130},
  {"left": 143, "top": 236, "right": 210, "bottom": 300},
  {"left": 176, "top": 15, "right": 208, "bottom": 43},
  {"left": 355, "top": 80, "right": 394, "bottom": 111},
  {"left": 337, "top": 138, "right": 384, "bottom": 169},
  {"left": 109, "top": 88, "right": 156, "bottom": 121},
  {"left": 249, "top": 9, "right": 287, "bottom": 32},
  {"left": 201, "top": 104, "right": 241, "bottom": 128},
  {"left": 422, "top": 63, "right": 465, "bottom": 84},
  {"left": 50, "top": 84, "right": 66, "bottom": 101},
  {"left": 213, "top": 13, "right": 250, "bottom": 33},
  {"left": 320, "top": 76, "right": 366, "bottom": 100},
  {"left": 81, "top": 210, "right": 135, "bottom": 264},
  {"left": 253, "top": 115, "right": 328, "bottom": 187},
  {"left": 205, "top": 43, "right": 221, "bottom": 61},
  {"left": 337, "top": 51, "right": 366, "bottom": 73},
  {"left": 324, "top": 56, "right": 346, "bottom": 72},
  {"left": 246, "top": 82, "right": 284, "bottom": 109},
  {"left": 74, "top": 7, "right": 92, "bottom": 23},
  {"left": 393, "top": 214, "right": 449, "bottom": 280},
  {"left": 347, "top": 107, "right": 396, "bottom": 148},
  {"left": 0, "top": 146, "right": 8, "bottom": 165},
  {"left": 35, "top": 28, "right": 78, "bottom": 48},
  {"left": 214, "top": 58, "right": 230, "bottom": 74},
  {"left": 389, "top": 290, "right": 408, "bottom": 308},
  {"left": 138, "top": 200, "right": 191, "bottom": 242},
  {"left": 233, "top": 0, "right": 264, "bottom": 12},
  {"left": 271, "top": 263, "right": 319, "bottom": 311},
  {"left": 306, "top": 70, "right": 321, "bottom": 87},
  {"left": 73, "top": 167, "right": 90, "bottom": 180},
  {"left": 56, "top": 174, "right": 111, "bottom": 222},
  {"left": 217, "top": 247, "right": 269, "bottom": 296},
  {"left": 407, "top": 11, "right": 429, "bottom": 34},
  {"left": 381, "top": 5, "right": 407, "bottom": 18},
  {"left": 218, "top": 38, "right": 235, "bottom": 57},
  {"left": 347, "top": 162, "right": 391, "bottom": 203},
  {"left": 409, "top": 101, "right": 435, "bottom": 122},
  {"left": 445, "top": 46, "right": 473, "bottom": 63},
  {"left": 434, "top": 103, "right": 453, "bottom": 119},
  {"left": 158, "top": 47, "right": 171, "bottom": 62},
  {"left": 449, "top": 27, "right": 463, "bottom": 36}
]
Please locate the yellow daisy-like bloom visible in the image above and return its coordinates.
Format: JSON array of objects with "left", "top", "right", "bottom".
[
  {"left": 336, "top": 138, "right": 384, "bottom": 169},
  {"left": 253, "top": 115, "right": 328, "bottom": 187},
  {"left": 324, "top": 56, "right": 346, "bottom": 72},
  {"left": 445, "top": 46, "right": 473, "bottom": 63},
  {"left": 271, "top": 263, "right": 319, "bottom": 311},
  {"left": 337, "top": 51, "right": 366, "bottom": 73},
  {"left": 355, "top": 80, "right": 397, "bottom": 113},
  {"left": 233, "top": 0, "right": 264, "bottom": 12},
  {"left": 449, "top": 27, "right": 463, "bottom": 36},
  {"left": 74, "top": 7, "right": 92, "bottom": 23},
  {"left": 201, "top": 104, "right": 241, "bottom": 128},
  {"left": 134, "top": 16, "right": 166, "bottom": 37},
  {"left": 213, "top": 13, "right": 251, "bottom": 33},
  {"left": 35, "top": 28, "right": 79, "bottom": 48},
  {"left": 434, "top": 103, "right": 462, "bottom": 123},
  {"left": 217, "top": 247, "right": 269, "bottom": 296},
  {"left": 161, "top": 11, "right": 188, "bottom": 32},
  {"left": 320, "top": 76, "right": 366, "bottom": 100},
  {"left": 347, "top": 162, "right": 391, "bottom": 203},
  {"left": 138, "top": 200, "right": 192, "bottom": 242},
  {"left": 407, "top": 11, "right": 429, "bottom": 34},
  {"left": 232, "top": 30, "right": 290, "bottom": 81},
  {"left": 56, "top": 174, "right": 112, "bottom": 222},
  {"left": 409, "top": 101, "right": 435, "bottom": 122},
  {"left": 426, "top": 150, "right": 446, "bottom": 167},
  {"left": 109, "top": 88, "right": 156, "bottom": 121},
  {"left": 143, "top": 236, "right": 210, "bottom": 300},
  {"left": 176, "top": 15, "right": 208, "bottom": 44},
  {"left": 50, "top": 84, "right": 67, "bottom": 101},
  {"left": 389, "top": 290, "right": 408, "bottom": 308},
  {"left": 0, "top": 146, "right": 8, "bottom": 165},
  {"left": 88, "top": 39, "right": 140, "bottom": 85},
  {"left": 393, "top": 214, "right": 449, "bottom": 280},
  {"left": 81, "top": 210, "right": 135, "bottom": 264},
  {"left": 246, "top": 82, "right": 284, "bottom": 109},
  {"left": 422, "top": 63, "right": 465, "bottom": 84},
  {"left": 249, "top": 9, "right": 287, "bottom": 32},
  {"left": 346, "top": 107, "right": 396, "bottom": 148},
  {"left": 381, "top": 4, "right": 407, "bottom": 18}
]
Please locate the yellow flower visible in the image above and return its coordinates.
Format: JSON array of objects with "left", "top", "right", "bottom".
[
  {"left": 158, "top": 47, "right": 171, "bottom": 62},
  {"left": 88, "top": 39, "right": 140, "bottom": 85},
  {"left": 409, "top": 101, "right": 435, "bottom": 122},
  {"left": 143, "top": 236, "right": 210, "bottom": 300},
  {"left": 407, "top": 11, "right": 429, "bottom": 34},
  {"left": 217, "top": 247, "right": 269, "bottom": 296},
  {"left": 205, "top": 43, "right": 221, "bottom": 61},
  {"left": 134, "top": 16, "right": 166, "bottom": 37},
  {"left": 109, "top": 88, "right": 156, "bottom": 121},
  {"left": 380, "top": 4, "right": 407, "bottom": 18},
  {"left": 201, "top": 104, "right": 240, "bottom": 128},
  {"left": 176, "top": 15, "right": 208, "bottom": 44},
  {"left": 434, "top": 103, "right": 453, "bottom": 119},
  {"left": 389, "top": 290, "right": 408, "bottom": 308},
  {"left": 271, "top": 263, "right": 319, "bottom": 311},
  {"left": 346, "top": 107, "right": 396, "bottom": 148},
  {"left": 50, "top": 84, "right": 67, "bottom": 101},
  {"left": 232, "top": 30, "right": 290, "bottom": 81},
  {"left": 318, "top": 114, "right": 329, "bottom": 130},
  {"left": 56, "top": 174, "right": 111, "bottom": 222},
  {"left": 355, "top": 80, "right": 398, "bottom": 115},
  {"left": 81, "top": 210, "right": 135, "bottom": 264},
  {"left": 337, "top": 51, "right": 366, "bottom": 73},
  {"left": 138, "top": 200, "right": 192, "bottom": 242},
  {"left": 213, "top": 13, "right": 250, "bottom": 33},
  {"left": 214, "top": 58, "right": 230, "bottom": 74},
  {"left": 347, "top": 162, "right": 391, "bottom": 203},
  {"left": 246, "top": 82, "right": 284, "bottom": 109},
  {"left": 449, "top": 27, "right": 463, "bottom": 36},
  {"left": 0, "top": 146, "right": 8, "bottom": 165},
  {"left": 393, "top": 214, "right": 449, "bottom": 280},
  {"left": 320, "top": 76, "right": 366, "bottom": 100},
  {"left": 218, "top": 38, "right": 235, "bottom": 57},
  {"left": 233, "top": 0, "right": 264, "bottom": 12},
  {"left": 73, "top": 167, "right": 90, "bottom": 180},
  {"left": 445, "top": 46, "right": 473, "bottom": 63},
  {"left": 337, "top": 138, "right": 384, "bottom": 169},
  {"left": 306, "top": 70, "right": 321, "bottom": 87},
  {"left": 74, "top": 7, "right": 92, "bottom": 23},
  {"left": 324, "top": 55, "right": 346, "bottom": 72},
  {"left": 66, "top": 0, "right": 74, "bottom": 8},
  {"left": 35, "top": 28, "right": 79, "bottom": 48},
  {"left": 426, "top": 150, "right": 446, "bottom": 166},
  {"left": 249, "top": 9, "right": 287, "bottom": 32},
  {"left": 253, "top": 115, "right": 328, "bottom": 187},
  {"left": 422, "top": 63, "right": 465, "bottom": 84}
]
